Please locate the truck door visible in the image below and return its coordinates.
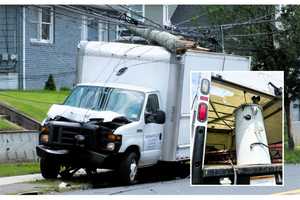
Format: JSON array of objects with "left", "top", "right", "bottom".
[
  {"left": 191, "top": 72, "right": 211, "bottom": 184},
  {"left": 142, "top": 93, "right": 164, "bottom": 165}
]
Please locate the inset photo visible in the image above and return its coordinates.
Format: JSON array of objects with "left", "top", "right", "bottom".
[{"left": 191, "top": 71, "right": 283, "bottom": 186}]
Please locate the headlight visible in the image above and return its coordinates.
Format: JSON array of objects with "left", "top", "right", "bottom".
[
  {"left": 106, "top": 133, "right": 122, "bottom": 141},
  {"left": 106, "top": 142, "right": 115, "bottom": 151},
  {"left": 40, "top": 125, "right": 49, "bottom": 143},
  {"left": 40, "top": 126, "right": 49, "bottom": 134},
  {"left": 40, "top": 134, "right": 49, "bottom": 143}
]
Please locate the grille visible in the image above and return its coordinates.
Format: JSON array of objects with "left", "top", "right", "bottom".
[{"left": 49, "top": 124, "right": 94, "bottom": 147}]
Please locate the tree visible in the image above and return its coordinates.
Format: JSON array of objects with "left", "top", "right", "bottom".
[
  {"left": 277, "top": 6, "right": 300, "bottom": 149},
  {"left": 193, "top": 5, "right": 300, "bottom": 150},
  {"left": 44, "top": 74, "right": 56, "bottom": 91}
]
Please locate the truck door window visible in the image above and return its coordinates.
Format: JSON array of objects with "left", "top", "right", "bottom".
[
  {"left": 101, "top": 88, "right": 145, "bottom": 121},
  {"left": 146, "top": 94, "right": 159, "bottom": 114}
]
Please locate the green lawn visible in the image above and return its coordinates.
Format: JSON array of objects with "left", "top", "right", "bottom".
[
  {"left": 0, "top": 91, "right": 66, "bottom": 178},
  {"left": 285, "top": 145, "right": 300, "bottom": 164},
  {"left": 0, "top": 90, "right": 70, "bottom": 122},
  {"left": 0, "top": 118, "right": 23, "bottom": 131},
  {"left": 0, "top": 162, "right": 40, "bottom": 177},
  {"left": 283, "top": 131, "right": 300, "bottom": 163}
]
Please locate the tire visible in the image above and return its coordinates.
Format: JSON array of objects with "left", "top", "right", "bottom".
[
  {"left": 118, "top": 152, "right": 139, "bottom": 184},
  {"left": 60, "top": 170, "right": 73, "bottom": 180},
  {"left": 40, "top": 157, "right": 60, "bottom": 179},
  {"left": 85, "top": 168, "right": 97, "bottom": 178}
]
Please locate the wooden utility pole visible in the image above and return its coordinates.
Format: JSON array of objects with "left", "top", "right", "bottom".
[{"left": 127, "top": 26, "right": 208, "bottom": 54}]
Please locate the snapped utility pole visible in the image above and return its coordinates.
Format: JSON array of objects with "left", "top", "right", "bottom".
[{"left": 126, "top": 26, "right": 209, "bottom": 54}]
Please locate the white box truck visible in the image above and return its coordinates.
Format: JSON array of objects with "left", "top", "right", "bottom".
[
  {"left": 191, "top": 72, "right": 283, "bottom": 185},
  {"left": 36, "top": 41, "right": 250, "bottom": 184}
]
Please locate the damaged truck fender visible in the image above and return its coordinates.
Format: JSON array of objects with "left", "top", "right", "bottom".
[{"left": 114, "top": 122, "right": 143, "bottom": 155}]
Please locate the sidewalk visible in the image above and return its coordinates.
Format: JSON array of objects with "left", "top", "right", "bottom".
[{"left": 0, "top": 174, "right": 42, "bottom": 186}]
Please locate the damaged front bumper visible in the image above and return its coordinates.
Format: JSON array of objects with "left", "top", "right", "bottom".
[
  {"left": 36, "top": 119, "right": 124, "bottom": 168},
  {"left": 36, "top": 145, "right": 108, "bottom": 167}
]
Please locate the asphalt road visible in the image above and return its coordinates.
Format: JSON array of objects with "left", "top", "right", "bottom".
[
  {"left": 0, "top": 164, "right": 298, "bottom": 195},
  {"left": 61, "top": 164, "right": 300, "bottom": 195}
]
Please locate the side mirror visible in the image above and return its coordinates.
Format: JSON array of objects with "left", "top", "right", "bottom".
[{"left": 145, "top": 110, "right": 166, "bottom": 124}]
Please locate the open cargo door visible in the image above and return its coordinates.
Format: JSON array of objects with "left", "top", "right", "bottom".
[
  {"left": 191, "top": 72, "right": 211, "bottom": 184},
  {"left": 207, "top": 75, "right": 282, "bottom": 150},
  {"left": 191, "top": 72, "right": 283, "bottom": 185}
]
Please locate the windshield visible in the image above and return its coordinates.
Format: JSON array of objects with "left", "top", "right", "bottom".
[{"left": 64, "top": 86, "right": 145, "bottom": 121}]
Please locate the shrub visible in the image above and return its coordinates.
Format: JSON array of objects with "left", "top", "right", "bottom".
[{"left": 44, "top": 74, "right": 56, "bottom": 91}]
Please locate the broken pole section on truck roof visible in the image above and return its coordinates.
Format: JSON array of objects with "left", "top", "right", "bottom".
[{"left": 126, "top": 26, "right": 209, "bottom": 54}]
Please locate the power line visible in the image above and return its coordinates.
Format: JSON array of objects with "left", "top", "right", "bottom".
[
  {"left": 27, "top": 6, "right": 131, "bottom": 42},
  {"left": 172, "top": 14, "right": 278, "bottom": 49},
  {"left": 174, "top": 6, "right": 275, "bottom": 28},
  {"left": 226, "top": 31, "right": 280, "bottom": 38},
  {"left": 173, "top": 6, "right": 228, "bottom": 27},
  {"left": 55, "top": 5, "right": 182, "bottom": 41},
  {"left": 30, "top": 4, "right": 152, "bottom": 44},
  {"left": 116, "top": 5, "right": 163, "bottom": 29},
  {"left": 1, "top": 6, "right": 180, "bottom": 85},
  {"left": 27, "top": 5, "right": 180, "bottom": 54},
  {"left": 86, "top": 5, "right": 199, "bottom": 38},
  {"left": 57, "top": 5, "right": 148, "bottom": 29},
  {"left": 81, "top": 5, "right": 195, "bottom": 38},
  {"left": 178, "top": 14, "right": 277, "bottom": 32},
  {"left": 36, "top": 5, "right": 282, "bottom": 44},
  {"left": 174, "top": 13, "right": 208, "bottom": 27}
]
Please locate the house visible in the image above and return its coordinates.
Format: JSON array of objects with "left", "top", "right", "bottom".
[
  {"left": 0, "top": 5, "right": 118, "bottom": 90},
  {"left": 0, "top": 5, "right": 177, "bottom": 90},
  {"left": 171, "top": 5, "right": 209, "bottom": 28}
]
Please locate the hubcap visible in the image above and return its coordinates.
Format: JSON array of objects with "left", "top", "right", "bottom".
[{"left": 129, "top": 160, "right": 137, "bottom": 181}]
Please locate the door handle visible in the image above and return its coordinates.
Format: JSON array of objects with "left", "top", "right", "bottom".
[
  {"left": 137, "top": 129, "right": 143, "bottom": 133},
  {"left": 159, "top": 133, "right": 162, "bottom": 140}
]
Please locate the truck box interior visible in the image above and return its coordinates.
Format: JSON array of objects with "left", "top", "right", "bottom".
[{"left": 203, "top": 76, "right": 283, "bottom": 177}]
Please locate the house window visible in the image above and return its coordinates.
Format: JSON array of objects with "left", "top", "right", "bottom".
[
  {"left": 163, "top": 5, "right": 171, "bottom": 26},
  {"left": 81, "top": 15, "right": 88, "bottom": 40},
  {"left": 98, "top": 22, "right": 108, "bottom": 41},
  {"left": 31, "top": 6, "right": 54, "bottom": 43},
  {"left": 128, "top": 5, "right": 145, "bottom": 23},
  {"left": 108, "top": 24, "right": 118, "bottom": 41},
  {"left": 117, "top": 5, "right": 145, "bottom": 39},
  {"left": 82, "top": 16, "right": 105, "bottom": 41}
]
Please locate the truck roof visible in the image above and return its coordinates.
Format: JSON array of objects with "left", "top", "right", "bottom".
[
  {"left": 186, "top": 49, "right": 251, "bottom": 60},
  {"left": 77, "top": 82, "right": 157, "bottom": 93},
  {"left": 78, "top": 41, "right": 171, "bottom": 62}
]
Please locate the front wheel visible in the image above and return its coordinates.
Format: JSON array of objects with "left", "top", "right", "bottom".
[
  {"left": 40, "top": 157, "right": 60, "bottom": 179},
  {"left": 118, "top": 152, "right": 139, "bottom": 184}
]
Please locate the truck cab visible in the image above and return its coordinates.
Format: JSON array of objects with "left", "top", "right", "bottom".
[{"left": 36, "top": 83, "right": 165, "bottom": 184}]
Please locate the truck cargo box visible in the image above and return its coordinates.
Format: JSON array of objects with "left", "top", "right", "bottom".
[{"left": 76, "top": 41, "right": 251, "bottom": 162}]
